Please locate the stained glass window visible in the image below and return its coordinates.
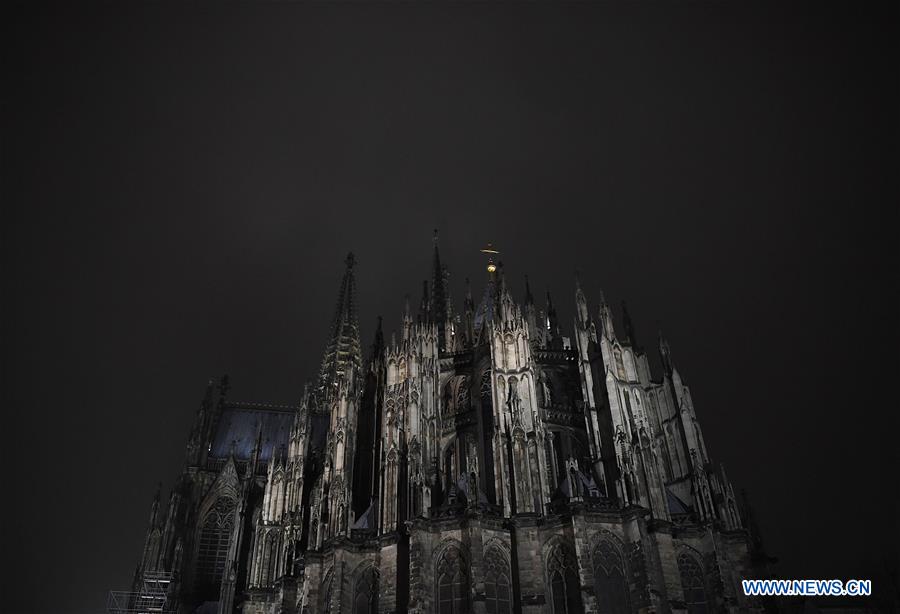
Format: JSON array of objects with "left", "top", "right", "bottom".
[
  {"left": 547, "top": 543, "right": 584, "bottom": 614},
  {"left": 593, "top": 540, "right": 630, "bottom": 614},
  {"left": 354, "top": 565, "right": 378, "bottom": 614},
  {"left": 436, "top": 546, "right": 469, "bottom": 614},
  {"left": 194, "top": 497, "right": 235, "bottom": 600},
  {"left": 484, "top": 547, "right": 511, "bottom": 614},
  {"left": 677, "top": 553, "right": 709, "bottom": 614}
]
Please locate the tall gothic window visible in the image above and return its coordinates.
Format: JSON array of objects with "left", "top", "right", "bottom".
[
  {"left": 677, "top": 553, "right": 709, "bottom": 614},
  {"left": 354, "top": 565, "right": 379, "bottom": 614},
  {"left": 194, "top": 497, "right": 235, "bottom": 600},
  {"left": 436, "top": 546, "right": 469, "bottom": 614},
  {"left": 547, "top": 543, "right": 584, "bottom": 614},
  {"left": 593, "top": 539, "right": 630, "bottom": 614},
  {"left": 483, "top": 547, "right": 511, "bottom": 614}
]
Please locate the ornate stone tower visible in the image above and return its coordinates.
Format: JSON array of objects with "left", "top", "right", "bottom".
[{"left": 125, "top": 235, "right": 769, "bottom": 614}]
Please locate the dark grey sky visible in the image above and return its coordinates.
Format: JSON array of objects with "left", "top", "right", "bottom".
[{"left": 3, "top": 2, "right": 897, "bottom": 612}]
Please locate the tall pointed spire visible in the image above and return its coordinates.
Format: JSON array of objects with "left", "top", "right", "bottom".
[
  {"left": 622, "top": 300, "right": 638, "bottom": 348},
  {"left": 658, "top": 330, "right": 674, "bottom": 375},
  {"left": 464, "top": 277, "right": 474, "bottom": 312},
  {"left": 402, "top": 294, "right": 413, "bottom": 341},
  {"left": 523, "top": 275, "right": 539, "bottom": 340},
  {"left": 546, "top": 290, "right": 561, "bottom": 347},
  {"left": 316, "top": 253, "right": 362, "bottom": 402},
  {"left": 431, "top": 230, "right": 449, "bottom": 348},
  {"left": 418, "top": 280, "right": 430, "bottom": 324},
  {"left": 574, "top": 270, "right": 589, "bottom": 325},
  {"left": 496, "top": 262, "right": 516, "bottom": 322},
  {"left": 372, "top": 315, "right": 385, "bottom": 360}
]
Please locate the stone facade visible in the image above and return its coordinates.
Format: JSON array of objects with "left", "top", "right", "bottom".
[{"left": 129, "top": 235, "right": 768, "bottom": 614}]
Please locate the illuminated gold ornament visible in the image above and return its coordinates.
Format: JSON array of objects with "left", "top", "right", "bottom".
[{"left": 480, "top": 243, "right": 500, "bottom": 273}]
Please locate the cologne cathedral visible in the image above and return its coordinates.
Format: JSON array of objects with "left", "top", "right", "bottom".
[{"left": 123, "top": 235, "right": 768, "bottom": 614}]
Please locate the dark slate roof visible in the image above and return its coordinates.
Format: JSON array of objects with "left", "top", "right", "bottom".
[
  {"left": 666, "top": 486, "right": 692, "bottom": 515},
  {"left": 210, "top": 402, "right": 297, "bottom": 461}
]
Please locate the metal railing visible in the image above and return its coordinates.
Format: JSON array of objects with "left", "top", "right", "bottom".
[{"left": 107, "top": 571, "right": 176, "bottom": 613}]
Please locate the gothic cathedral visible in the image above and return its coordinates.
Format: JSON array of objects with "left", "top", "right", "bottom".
[{"left": 128, "top": 234, "right": 768, "bottom": 614}]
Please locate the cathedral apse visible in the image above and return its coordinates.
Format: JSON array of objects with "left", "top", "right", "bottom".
[{"left": 119, "top": 234, "right": 769, "bottom": 614}]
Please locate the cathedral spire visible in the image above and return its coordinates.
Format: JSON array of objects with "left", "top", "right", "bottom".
[
  {"left": 148, "top": 482, "right": 162, "bottom": 527},
  {"left": 372, "top": 315, "right": 385, "bottom": 358},
  {"left": 418, "top": 280, "right": 430, "bottom": 324},
  {"left": 496, "top": 262, "right": 517, "bottom": 322},
  {"left": 316, "top": 253, "right": 362, "bottom": 402},
  {"left": 598, "top": 290, "right": 615, "bottom": 338},
  {"left": 402, "top": 295, "right": 413, "bottom": 341},
  {"left": 523, "top": 275, "right": 539, "bottom": 339},
  {"left": 546, "top": 290, "right": 559, "bottom": 329},
  {"left": 464, "top": 277, "right": 474, "bottom": 312},
  {"left": 431, "top": 230, "right": 449, "bottom": 348},
  {"left": 574, "top": 270, "right": 589, "bottom": 325},
  {"left": 622, "top": 300, "right": 638, "bottom": 348},
  {"left": 659, "top": 330, "right": 674, "bottom": 375}
]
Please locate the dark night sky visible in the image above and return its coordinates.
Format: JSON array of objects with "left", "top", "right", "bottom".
[{"left": 2, "top": 3, "right": 897, "bottom": 612}]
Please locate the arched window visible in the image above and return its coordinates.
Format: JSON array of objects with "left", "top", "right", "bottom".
[
  {"left": 436, "top": 545, "right": 469, "bottom": 614},
  {"left": 547, "top": 543, "right": 584, "bottom": 614},
  {"left": 194, "top": 497, "right": 235, "bottom": 600},
  {"left": 593, "top": 539, "right": 630, "bottom": 614},
  {"left": 263, "top": 531, "right": 279, "bottom": 586},
  {"left": 354, "top": 565, "right": 379, "bottom": 614},
  {"left": 483, "top": 546, "right": 511, "bottom": 614},
  {"left": 677, "top": 552, "right": 708, "bottom": 614}
]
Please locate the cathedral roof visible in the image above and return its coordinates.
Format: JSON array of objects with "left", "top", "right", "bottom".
[
  {"left": 666, "top": 486, "right": 692, "bottom": 515},
  {"left": 209, "top": 402, "right": 296, "bottom": 462}
]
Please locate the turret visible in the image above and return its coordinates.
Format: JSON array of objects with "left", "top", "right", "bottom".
[
  {"left": 523, "top": 275, "right": 538, "bottom": 340},
  {"left": 463, "top": 278, "right": 475, "bottom": 346},
  {"left": 431, "top": 230, "right": 450, "bottom": 349},
  {"left": 315, "top": 253, "right": 361, "bottom": 405},
  {"left": 417, "top": 280, "right": 429, "bottom": 324},
  {"left": 598, "top": 290, "right": 615, "bottom": 339},
  {"left": 575, "top": 272, "right": 589, "bottom": 326},
  {"left": 496, "top": 263, "right": 517, "bottom": 323},
  {"left": 622, "top": 300, "right": 639, "bottom": 349},
  {"left": 148, "top": 482, "right": 162, "bottom": 527},
  {"left": 659, "top": 331, "right": 674, "bottom": 375},
  {"left": 305, "top": 253, "right": 366, "bottom": 544},
  {"left": 402, "top": 295, "right": 413, "bottom": 341},
  {"left": 545, "top": 290, "right": 561, "bottom": 347}
]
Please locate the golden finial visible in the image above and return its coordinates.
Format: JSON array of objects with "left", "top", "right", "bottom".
[{"left": 480, "top": 243, "right": 500, "bottom": 273}]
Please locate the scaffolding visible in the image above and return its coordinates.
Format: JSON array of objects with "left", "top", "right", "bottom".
[{"left": 107, "top": 570, "right": 176, "bottom": 613}]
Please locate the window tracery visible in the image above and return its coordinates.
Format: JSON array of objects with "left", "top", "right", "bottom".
[
  {"left": 483, "top": 546, "right": 511, "bottom": 614},
  {"left": 547, "top": 542, "right": 583, "bottom": 614},
  {"left": 677, "top": 552, "right": 709, "bottom": 614},
  {"left": 195, "top": 497, "right": 235, "bottom": 599},
  {"left": 593, "top": 539, "right": 630, "bottom": 614},
  {"left": 436, "top": 545, "right": 469, "bottom": 614}
]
